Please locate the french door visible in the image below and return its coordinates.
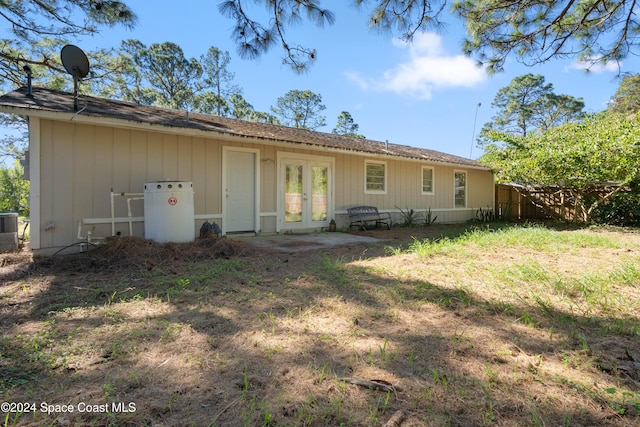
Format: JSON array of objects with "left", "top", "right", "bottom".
[{"left": 279, "top": 155, "right": 332, "bottom": 230}]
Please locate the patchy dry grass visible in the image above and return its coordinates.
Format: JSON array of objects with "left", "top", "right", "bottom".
[{"left": 1, "top": 223, "right": 639, "bottom": 426}]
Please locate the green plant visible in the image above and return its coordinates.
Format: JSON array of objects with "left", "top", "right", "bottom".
[
  {"left": 604, "top": 387, "right": 640, "bottom": 415},
  {"left": 258, "top": 308, "right": 277, "bottom": 334},
  {"left": 241, "top": 397, "right": 256, "bottom": 427},
  {"left": 102, "top": 375, "right": 120, "bottom": 399},
  {"left": 481, "top": 112, "right": 640, "bottom": 223},
  {"left": 475, "top": 206, "right": 495, "bottom": 222},
  {"left": 368, "top": 391, "right": 391, "bottom": 423},
  {"left": 407, "top": 236, "right": 455, "bottom": 258},
  {"left": 240, "top": 370, "right": 250, "bottom": 399},
  {"left": 590, "top": 191, "right": 640, "bottom": 226},
  {"left": 431, "top": 368, "right": 448, "bottom": 388},
  {"left": 496, "top": 202, "right": 513, "bottom": 220},
  {"left": 0, "top": 165, "right": 29, "bottom": 216},
  {"left": 105, "top": 291, "right": 118, "bottom": 305},
  {"left": 175, "top": 277, "right": 191, "bottom": 287},
  {"left": 2, "top": 409, "right": 26, "bottom": 427},
  {"left": 484, "top": 363, "right": 499, "bottom": 387},
  {"left": 424, "top": 206, "right": 437, "bottom": 226},
  {"left": 611, "top": 262, "right": 640, "bottom": 287},
  {"left": 312, "top": 257, "right": 348, "bottom": 287},
  {"left": 311, "top": 361, "right": 330, "bottom": 384},
  {"left": 260, "top": 402, "right": 273, "bottom": 427},
  {"left": 159, "top": 320, "right": 181, "bottom": 343},
  {"left": 396, "top": 205, "right": 421, "bottom": 227},
  {"left": 379, "top": 338, "right": 389, "bottom": 362}
]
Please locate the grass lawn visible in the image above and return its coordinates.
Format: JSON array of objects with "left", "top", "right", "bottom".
[{"left": 1, "top": 222, "right": 639, "bottom": 426}]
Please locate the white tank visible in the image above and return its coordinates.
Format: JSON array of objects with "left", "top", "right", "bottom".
[{"left": 144, "top": 181, "right": 195, "bottom": 243}]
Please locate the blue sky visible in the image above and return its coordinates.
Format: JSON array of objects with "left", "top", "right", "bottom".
[{"left": 39, "top": 2, "right": 640, "bottom": 159}]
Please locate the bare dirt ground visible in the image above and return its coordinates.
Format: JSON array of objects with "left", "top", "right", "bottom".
[{"left": 1, "top": 223, "right": 639, "bottom": 426}]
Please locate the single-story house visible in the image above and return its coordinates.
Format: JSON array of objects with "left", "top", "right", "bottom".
[{"left": 0, "top": 87, "right": 494, "bottom": 255}]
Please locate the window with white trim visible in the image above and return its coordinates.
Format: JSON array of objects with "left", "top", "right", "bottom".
[
  {"left": 454, "top": 171, "right": 466, "bottom": 208},
  {"left": 421, "top": 166, "right": 434, "bottom": 194},
  {"left": 365, "top": 160, "right": 386, "bottom": 193}
]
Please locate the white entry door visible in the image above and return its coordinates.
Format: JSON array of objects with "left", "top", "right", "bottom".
[
  {"left": 279, "top": 155, "right": 332, "bottom": 230},
  {"left": 224, "top": 149, "right": 257, "bottom": 233}
]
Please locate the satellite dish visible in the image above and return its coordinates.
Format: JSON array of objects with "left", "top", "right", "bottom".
[
  {"left": 60, "top": 45, "right": 90, "bottom": 111},
  {"left": 61, "top": 45, "right": 90, "bottom": 78}
]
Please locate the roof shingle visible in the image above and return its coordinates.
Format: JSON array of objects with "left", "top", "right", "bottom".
[{"left": 0, "top": 87, "right": 487, "bottom": 168}]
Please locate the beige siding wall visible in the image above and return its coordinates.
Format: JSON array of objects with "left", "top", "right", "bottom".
[
  {"left": 38, "top": 120, "right": 227, "bottom": 248},
  {"left": 333, "top": 155, "right": 494, "bottom": 226},
  {"left": 35, "top": 119, "right": 493, "bottom": 250},
  {"left": 260, "top": 144, "right": 278, "bottom": 214}
]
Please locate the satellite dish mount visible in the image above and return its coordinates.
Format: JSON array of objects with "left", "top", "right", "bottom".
[{"left": 60, "top": 45, "right": 90, "bottom": 111}]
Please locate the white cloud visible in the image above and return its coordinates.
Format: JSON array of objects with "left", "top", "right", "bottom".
[
  {"left": 345, "top": 32, "right": 487, "bottom": 99},
  {"left": 344, "top": 70, "right": 372, "bottom": 90},
  {"left": 567, "top": 58, "right": 621, "bottom": 73}
]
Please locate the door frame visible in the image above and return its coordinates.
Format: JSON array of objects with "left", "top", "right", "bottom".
[
  {"left": 276, "top": 152, "right": 335, "bottom": 232},
  {"left": 222, "top": 146, "right": 260, "bottom": 234}
]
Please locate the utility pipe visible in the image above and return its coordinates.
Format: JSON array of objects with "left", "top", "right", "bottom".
[
  {"left": 110, "top": 189, "right": 144, "bottom": 236},
  {"left": 127, "top": 197, "right": 144, "bottom": 236}
]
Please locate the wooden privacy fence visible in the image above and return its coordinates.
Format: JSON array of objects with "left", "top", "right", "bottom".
[
  {"left": 495, "top": 184, "right": 549, "bottom": 221},
  {"left": 495, "top": 183, "right": 628, "bottom": 222}
]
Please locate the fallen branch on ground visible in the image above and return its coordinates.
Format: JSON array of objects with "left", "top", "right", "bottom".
[
  {"left": 384, "top": 410, "right": 406, "bottom": 427},
  {"left": 338, "top": 377, "right": 401, "bottom": 392}
]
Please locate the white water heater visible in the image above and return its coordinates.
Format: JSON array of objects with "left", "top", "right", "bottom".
[{"left": 144, "top": 181, "right": 195, "bottom": 243}]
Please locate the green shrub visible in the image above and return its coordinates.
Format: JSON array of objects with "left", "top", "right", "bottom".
[
  {"left": 0, "top": 165, "right": 29, "bottom": 216},
  {"left": 590, "top": 191, "right": 640, "bottom": 226}
]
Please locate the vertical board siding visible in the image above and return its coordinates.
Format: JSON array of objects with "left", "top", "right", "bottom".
[
  {"left": 261, "top": 145, "right": 277, "bottom": 213},
  {"left": 129, "top": 130, "right": 148, "bottom": 186},
  {"left": 73, "top": 124, "right": 94, "bottom": 225},
  {"left": 333, "top": 158, "right": 494, "bottom": 213},
  {"left": 39, "top": 121, "right": 54, "bottom": 248},
  {"left": 468, "top": 168, "right": 495, "bottom": 209},
  {"left": 177, "top": 135, "right": 193, "bottom": 182},
  {"left": 146, "top": 132, "right": 163, "bottom": 181},
  {"left": 51, "top": 122, "right": 74, "bottom": 248},
  {"left": 112, "top": 128, "right": 131, "bottom": 190},
  {"left": 204, "top": 140, "right": 221, "bottom": 215},
  {"left": 191, "top": 137, "right": 206, "bottom": 215},
  {"left": 93, "top": 126, "right": 113, "bottom": 215},
  {"left": 435, "top": 165, "right": 454, "bottom": 208},
  {"left": 161, "top": 133, "right": 178, "bottom": 180},
  {"left": 38, "top": 119, "right": 494, "bottom": 249}
]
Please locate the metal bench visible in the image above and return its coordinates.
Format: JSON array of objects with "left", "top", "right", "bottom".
[{"left": 347, "top": 206, "right": 392, "bottom": 230}]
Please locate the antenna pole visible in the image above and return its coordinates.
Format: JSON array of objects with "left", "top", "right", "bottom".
[
  {"left": 73, "top": 76, "right": 79, "bottom": 111},
  {"left": 469, "top": 102, "right": 481, "bottom": 159}
]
